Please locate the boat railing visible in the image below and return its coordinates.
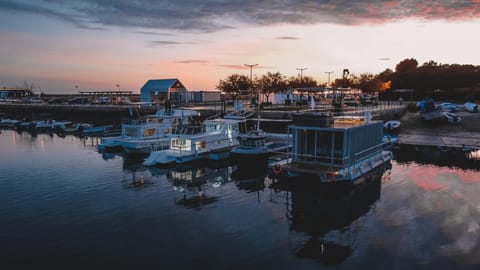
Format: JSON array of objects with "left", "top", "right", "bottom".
[
  {"left": 291, "top": 140, "right": 390, "bottom": 167},
  {"left": 351, "top": 141, "right": 390, "bottom": 165}
]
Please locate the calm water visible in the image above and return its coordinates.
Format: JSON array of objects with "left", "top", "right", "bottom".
[{"left": 1, "top": 130, "right": 480, "bottom": 269}]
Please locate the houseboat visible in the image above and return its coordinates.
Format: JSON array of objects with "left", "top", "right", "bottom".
[
  {"left": 279, "top": 112, "right": 392, "bottom": 187},
  {"left": 97, "top": 109, "right": 199, "bottom": 153},
  {"left": 143, "top": 117, "right": 247, "bottom": 166}
]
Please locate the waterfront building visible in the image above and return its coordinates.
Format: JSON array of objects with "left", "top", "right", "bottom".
[{"left": 140, "top": 79, "right": 188, "bottom": 105}]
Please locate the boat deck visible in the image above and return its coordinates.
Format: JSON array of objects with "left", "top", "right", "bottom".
[{"left": 282, "top": 162, "right": 340, "bottom": 176}]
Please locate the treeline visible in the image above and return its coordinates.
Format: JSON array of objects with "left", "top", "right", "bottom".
[
  {"left": 217, "top": 58, "right": 480, "bottom": 102},
  {"left": 333, "top": 58, "right": 480, "bottom": 101}
]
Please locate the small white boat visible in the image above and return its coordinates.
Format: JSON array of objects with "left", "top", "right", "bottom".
[
  {"left": 464, "top": 102, "right": 479, "bottom": 113},
  {"left": 82, "top": 125, "right": 114, "bottom": 135},
  {"left": 442, "top": 112, "right": 462, "bottom": 124},
  {"left": 33, "top": 120, "right": 54, "bottom": 132},
  {"left": 439, "top": 103, "right": 459, "bottom": 112},
  {"left": 383, "top": 120, "right": 401, "bottom": 132},
  {"left": 0, "top": 118, "right": 21, "bottom": 127}
]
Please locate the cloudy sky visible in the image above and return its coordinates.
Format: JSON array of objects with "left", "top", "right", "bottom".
[{"left": 1, "top": 0, "right": 480, "bottom": 93}]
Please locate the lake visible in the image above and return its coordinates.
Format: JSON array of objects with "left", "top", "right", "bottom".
[{"left": 1, "top": 130, "right": 479, "bottom": 269}]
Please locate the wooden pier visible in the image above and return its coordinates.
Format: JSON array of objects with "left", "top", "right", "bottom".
[{"left": 398, "top": 133, "right": 480, "bottom": 151}]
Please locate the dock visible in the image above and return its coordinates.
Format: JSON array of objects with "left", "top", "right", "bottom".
[
  {"left": 398, "top": 133, "right": 480, "bottom": 150},
  {"left": 395, "top": 110, "right": 480, "bottom": 151}
]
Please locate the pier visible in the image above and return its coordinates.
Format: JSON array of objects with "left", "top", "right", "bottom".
[
  {"left": 395, "top": 110, "right": 480, "bottom": 151},
  {"left": 0, "top": 103, "right": 158, "bottom": 124},
  {"left": 398, "top": 133, "right": 480, "bottom": 150}
]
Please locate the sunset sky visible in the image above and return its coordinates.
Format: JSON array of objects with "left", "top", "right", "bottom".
[{"left": 1, "top": 0, "right": 480, "bottom": 93}]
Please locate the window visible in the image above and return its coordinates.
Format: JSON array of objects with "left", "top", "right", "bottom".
[
  {"left": 124, "top": 127, "right": 139, "bottom": 137},
  {"left": 143, "top": 128, "right": 156, "bottom": 137}
]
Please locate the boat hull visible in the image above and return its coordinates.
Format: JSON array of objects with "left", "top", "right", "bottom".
[{"left": 284, "top": 151, "right": 392, "bottom": 186}]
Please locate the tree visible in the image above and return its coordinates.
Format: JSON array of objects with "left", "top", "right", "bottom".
[
  {"left": 255, "top": 72, "right": 287, "bottom": 103},
  {"left": 395, "top": 58, "right": 418, "bottom": 73},
  {"left": 216, "top": 74, "right": 250, "bottom": 102},
  {"left": 287, "top": 76, "right": 317, "bottom": 89}
]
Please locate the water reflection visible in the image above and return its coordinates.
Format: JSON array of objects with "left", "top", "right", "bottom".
[
  {"left": 394, "top": 146, "right": 480, "bottom": 171},
  {"left": 271, "top": 166, "right": 388, "bottom": 266},
  {"left": 231, "top": 167, "right": 267, "bottom": 193},
  {"left": 166, "top": 161, "right": 233, "bottom": 209}
]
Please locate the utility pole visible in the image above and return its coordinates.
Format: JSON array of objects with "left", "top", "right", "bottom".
[
  {"left": 244, "top": 64, "right": 258, "bottom": 105},
  {"left": 324, "top": 71, "right": 333, "bottom": 86},
  {"left": 296, "top": 67, "right": 308, "bottom": 80}
]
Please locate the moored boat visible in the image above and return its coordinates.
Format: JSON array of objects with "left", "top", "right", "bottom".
[
  {"left": 383, "top": 120, "right": 401, "bottom": 133},
  {"left": 464, "top": 102, "right": 479, "bottom": 113},
  {"left": 97, "top": 109, "right": 199, "bottom": 153},
  {"left": 442, "top": 111, "right": 462, "bottom": 124},
  {"left": 417, "top": 99, "right": 443, "bottom": 121},
  {"left": 230, "top": 129, "right": 291, "bottom": 169},
  {"left": 279, "top": 112, "right": 392, "bottom": 188},
  {"left": 143, "top": 117, "right": 247, "bottom": 166}
]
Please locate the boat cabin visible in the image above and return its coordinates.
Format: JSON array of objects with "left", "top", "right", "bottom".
[
  {"left": 288, "top": 113, "right": 384, "bottom": 168},
  {"left": 170, "top": 118, "right": 247, "bottom": 152}
]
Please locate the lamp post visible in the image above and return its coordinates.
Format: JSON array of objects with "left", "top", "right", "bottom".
[{"left": 244, "top": 63, "right": 258, "bottom": 104}]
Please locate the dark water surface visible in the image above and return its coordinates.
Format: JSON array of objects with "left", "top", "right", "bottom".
[{"left": 1, "top": 130, "right": 480, "bottom": 269}]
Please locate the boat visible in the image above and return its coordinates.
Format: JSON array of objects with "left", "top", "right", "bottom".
[
  {"left": 442, "top": 111, "right": 462, "bottom": 124},
  {"left": 0, "top": 118, "right": 21, "bottom": 128},
  {"left": 33, "top": 120, "right": 54, "bottom": 132},
  {"left": 439, "top": 103, "right": 459, "bottom": 112},
  {"left": 417, "top": 98, "right": 443, "bottom": 121},
  {"left": 464, "top": 102, "right": 479, "bottom": 113},
  {"left": 97, "top": 109, "right": 199, "bottom": 153},
  {"left": 278, "top": 112, "right": 392, "bottom": 188},
  {"left": 230, "top": 129, "right": 291, "bottom": 168},
  {"left": 82, "top": 124, "right": 115, "bottom": 136},
  {"left": 143, "top": 117, "right": 247, "bottom": 166},
  {"left": 121, "top": 109, "right": 199, "bottom": 154},
  {"left": 383, "top": 120, "right": 401, "bottom": 132}
]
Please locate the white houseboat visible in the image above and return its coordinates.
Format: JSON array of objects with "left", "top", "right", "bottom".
[
  {"left": 143, "top": 117, "right": 247, "bottom": 166},
  {"left": 97, "top": 109, "right": 199, "bottom": 153},
  {"left": 280, "top": 112, "right": 392, "bottom": 187}
]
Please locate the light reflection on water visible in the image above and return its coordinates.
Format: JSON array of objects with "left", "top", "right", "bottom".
[{"left": 0, "top": 129, "right": 479, "bottom": 269}]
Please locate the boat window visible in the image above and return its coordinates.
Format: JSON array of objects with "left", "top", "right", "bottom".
[
  {"left": 333, "top": 132, "right": 344, "bottom": 165},
  {"left": 206, "top": 123, "right": 223, "bottom": 133},
  {"left": 171, "top": 138, "right": 191, "bottom": 151},
  {"left": 124, "top": 127, "right": 139, "bottom": 137},
  {"left": 314, "top": 130, "right": 332, "bottom": 163},
  {"left": 195, "top": 141, "right": 206, "bottom": 150},
  {"left": 143, "top": 128, "right": 156, "bottom": 137}
]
